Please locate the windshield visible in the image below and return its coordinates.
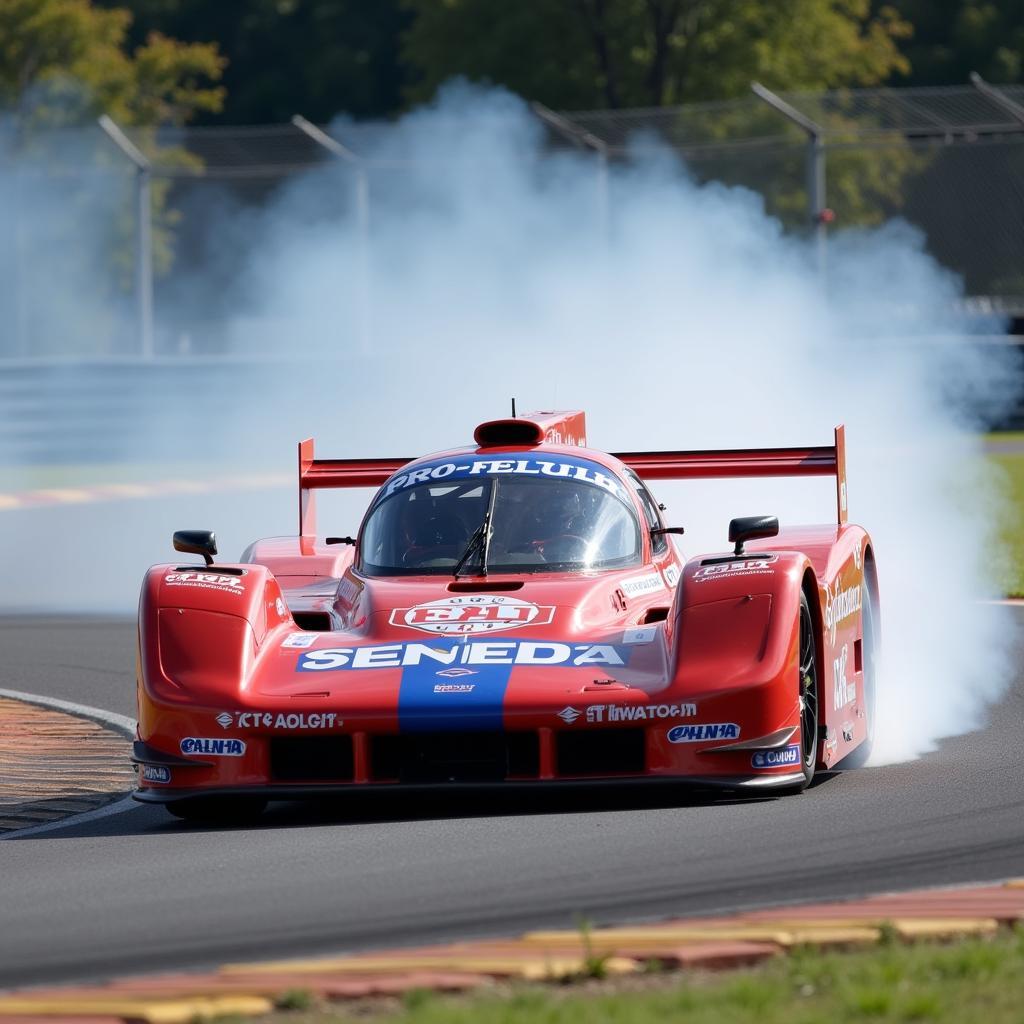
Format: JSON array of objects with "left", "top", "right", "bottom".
[{"left": 359, "top": 468, "right": 642, "bottom": 576}]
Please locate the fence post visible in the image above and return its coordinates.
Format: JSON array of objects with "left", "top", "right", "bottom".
[
  {"left": 530, "top": 102, "right": 610, "bottom": 240},
  {"left": 292, "top": 115, "right": 371, "bottom": 355},
  {"left": 969, "top": 72, "right": 1024, "bottom": 126},
  {"left": 751, "top": 83, "right": 829, "bottom": 275},
  {"left": 98, "top": 115, "right": 154, "bottom": 359}
]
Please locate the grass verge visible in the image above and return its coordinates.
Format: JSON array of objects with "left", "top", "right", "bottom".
[
  {"left": 989, "top": 450, "right": 1024, "bottom": 596},
  {"left": 250, "top": 929, "right": 1024, "bottom": 1023}
]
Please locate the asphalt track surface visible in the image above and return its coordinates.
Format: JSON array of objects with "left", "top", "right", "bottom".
[{"left": 1, "top": 613, "right": 1023, "bottom": 989}]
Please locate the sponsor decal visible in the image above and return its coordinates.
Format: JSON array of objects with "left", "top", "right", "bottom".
[
  {"left": 544, "top": 428, "right": 585, "bottom": 446},
  {"left": 275, "top": 597, "right": 286, "bottom": 616},
  {"left": 433, "top": 684, "right": 475, "bottom": 693},
  {"left": 164, "top": 571, "right": 244, "bottom": 595},
  {"left": 619, "top": 573, "right": 664, "bottom": 598},
  {"left": 666, "top": 723, "right": 741, "bottom": 743},
  {"left": 832, "top": 643, "right": 856, "bottom": 710},
  {"left": 663, "top": 564, "right": 681, "bottom": 588},
  {"left": 622, "top": 625, "right": 658, "bottom": 645},
  {"left": 557, "top": 706, "right": 581, "bottom": 724},
  {"left": 586, "top": 702, "right": 697, "bottom": 724},
  {"left": 180, "top": 737, "right": 246, "bottom": 756},
  {"left": 380, "top": 455, "right": 626, "bottom": 502},
  {"left": 693, "top": 556, "right": 777, "bottom": 582},
  {"left": 391, "top": 595, "right": 555, "bottom": 636},
  {"left": 751, "top": 744, "right": 801, "bottom": 769},
  {"left": 824, "top": 578, "right": 862, "bottom": 644},
  {"left": 281, "top": 633, "right": 317, "bottom": 649},
  {"left": 298, "top": 640, "right": 629, "bottom": 672},
  {"left": 853, "top": 540, "right": 863, "bottom": 570},
  {"left": 141, "top": 764, "right": 171, "bottom": 784},
  {"left": 436, "top": 667, "right": 477, "bottom": 678},
  {"left": 217, "top": 711, "right": 341, "bottom": 730},
  {"left": 842, "top": 721, "right": 855, "bottom": 742}
]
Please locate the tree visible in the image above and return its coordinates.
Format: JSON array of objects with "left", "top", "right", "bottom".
[
  {"left": 401, "top": 0, "right": 911, "bottom": 110},
  {"left": 888, "top": 0, "right": 1024, "bottom": 85},
  {"left": 0, "top": 1, "right": 225, "bottom": 356},
  {"left": 93, "top": 0, "right": 411, "bottom": 124},
  {"left": 0, "top": 0, "right": 225, "bottom": 127}
]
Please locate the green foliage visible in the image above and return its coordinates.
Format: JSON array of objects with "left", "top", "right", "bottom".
[
  {"left": 401, "top": 0, "right": 911, "bottom": 110},
  {"left": 987, "top": 445, "right": 1024, "bottom": 597},
  {"left": 0, "top": 1, "right": 225, "bottom": 353},
  {"left": 891, "top": 0, "right": 1024, "bottom": 86},
  {"left": 274, "top": 987, "right": 314, "bottom": 1010},
  {"left": 402, "top": 987, "right": 435, "bottom": 1011},
  {"left": 94, "top": 0, "right": 412, "bottom": 124},
  {"left": 0, "top": 0, "right": 224, "bottom": 128},
  {"left": 573, "top": 915, "right": 611, "bottom": 980}
]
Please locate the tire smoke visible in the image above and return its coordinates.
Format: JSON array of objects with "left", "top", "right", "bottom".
[{"left": 2, "top": 82, "right": 1019, "bottom": 765}]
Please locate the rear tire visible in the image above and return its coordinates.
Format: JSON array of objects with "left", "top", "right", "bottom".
[
  {"left": 164, "top": 796, "right": 268, "bottom": 824},
  {"left": 779, "top": 590, "right": 820, "bottom": 795},
  {"left": 794, "top": 589, "right": 820, "bottom": 791}
]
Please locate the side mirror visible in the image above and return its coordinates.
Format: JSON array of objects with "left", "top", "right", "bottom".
[
  {"left": 173, "top": 530, "right": 217, "bottom": 567},
  {"left": 650, "top": 526, "right": 685, "bottom": 537},
  {"left": 728, "top": 515, "right": 778, "bottom": 556}
]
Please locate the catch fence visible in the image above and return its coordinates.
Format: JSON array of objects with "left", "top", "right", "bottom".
[{"left": 1, "top": 79, "right": 1023, "bottom": 361}]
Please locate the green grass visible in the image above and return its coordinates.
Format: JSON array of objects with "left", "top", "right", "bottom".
[
  {"left": 988, "top": 450, "right": 1024, "bottom": 597},
  {"left": 256, "top": 930, "right": 1024, "bottom": 1024}
]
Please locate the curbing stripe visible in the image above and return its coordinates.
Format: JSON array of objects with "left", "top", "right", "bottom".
[
  {"left": 0, "top": 690, "right": 134, "bottom": 738},
  {"left": 222, "top": 954, "right": 639, "bottom": 981},
  {"left": 622, "top": 942, "right": 782, "bottom": 970},
  {"left": 0, "top": 691, "right": 137, "bottom": 841},
  {"left": 107, "top": 969, "right": 492, "bottom": 998},
  {"left": 0, "top": 995, "right": 272, "bottom": 1022},
  {"left": 887, "top": 918, "right": 999, "bottom": 940},
  {"left": 0, "top": 794, "right": 138, "bottom": 840},
  {"left": 522, "top": 924, "right": 881, "bottom": 950}
]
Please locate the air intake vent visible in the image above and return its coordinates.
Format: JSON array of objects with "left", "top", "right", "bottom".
[
  {"left": 370, "top": 732, "right": 539, "bottom": 783},
  {"left": 473, "top": 419, "right": 545, "bottom": 446},
  {"left": 292, "top": 611, "right": 332, "bottom": 631},
  {"left": 473, "top": 410, "right": 587, "bottom": 449},
  {"left": 270, "top": 737, "right": 354, "bottom": 782},
  {"left": 556, "top": 729, "right": 645, "bottom": 777}
]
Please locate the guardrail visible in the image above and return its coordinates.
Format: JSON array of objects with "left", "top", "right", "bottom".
[
  {"left": 0, "top": 356, "right": 391, "bottom": 465},
  {"left": 1, "top": 345, "right": 1021, "bottom": 467}
]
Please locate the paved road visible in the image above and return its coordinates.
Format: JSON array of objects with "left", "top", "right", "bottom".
[{"left": 1, "top": 613, "right": 1022, "bottom": 988}]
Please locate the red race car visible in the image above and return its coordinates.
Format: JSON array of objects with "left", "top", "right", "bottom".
[{"left": 133, "top": 410, "right": 878, "bottom": 821}]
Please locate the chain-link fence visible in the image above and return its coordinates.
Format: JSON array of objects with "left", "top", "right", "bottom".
[{"left": 2, "top": 80, "right": 1023, "bottom": 360}]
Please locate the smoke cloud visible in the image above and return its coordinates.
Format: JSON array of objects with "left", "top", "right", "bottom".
[{"left": 1, "top": 82, "right": 1019, "bottom": 766}]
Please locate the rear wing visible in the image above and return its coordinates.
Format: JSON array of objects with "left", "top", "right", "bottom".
[
  {"left": 614, "top": 425, "right": 849, "bottom": 526},
  {"left": 298, "top": 438, "right": 411, "bottom": 538},
  {"left": 297, "top": 423, "right": 849, "bottom": 538}
]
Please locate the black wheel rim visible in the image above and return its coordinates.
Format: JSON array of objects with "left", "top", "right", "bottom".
[{"left": 798, "top": 601, "right": 818, "bottom": 772}]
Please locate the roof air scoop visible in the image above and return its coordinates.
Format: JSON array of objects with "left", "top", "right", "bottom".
[{"left": 474, "top": 410, "right": 587, "bottom": 449}]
